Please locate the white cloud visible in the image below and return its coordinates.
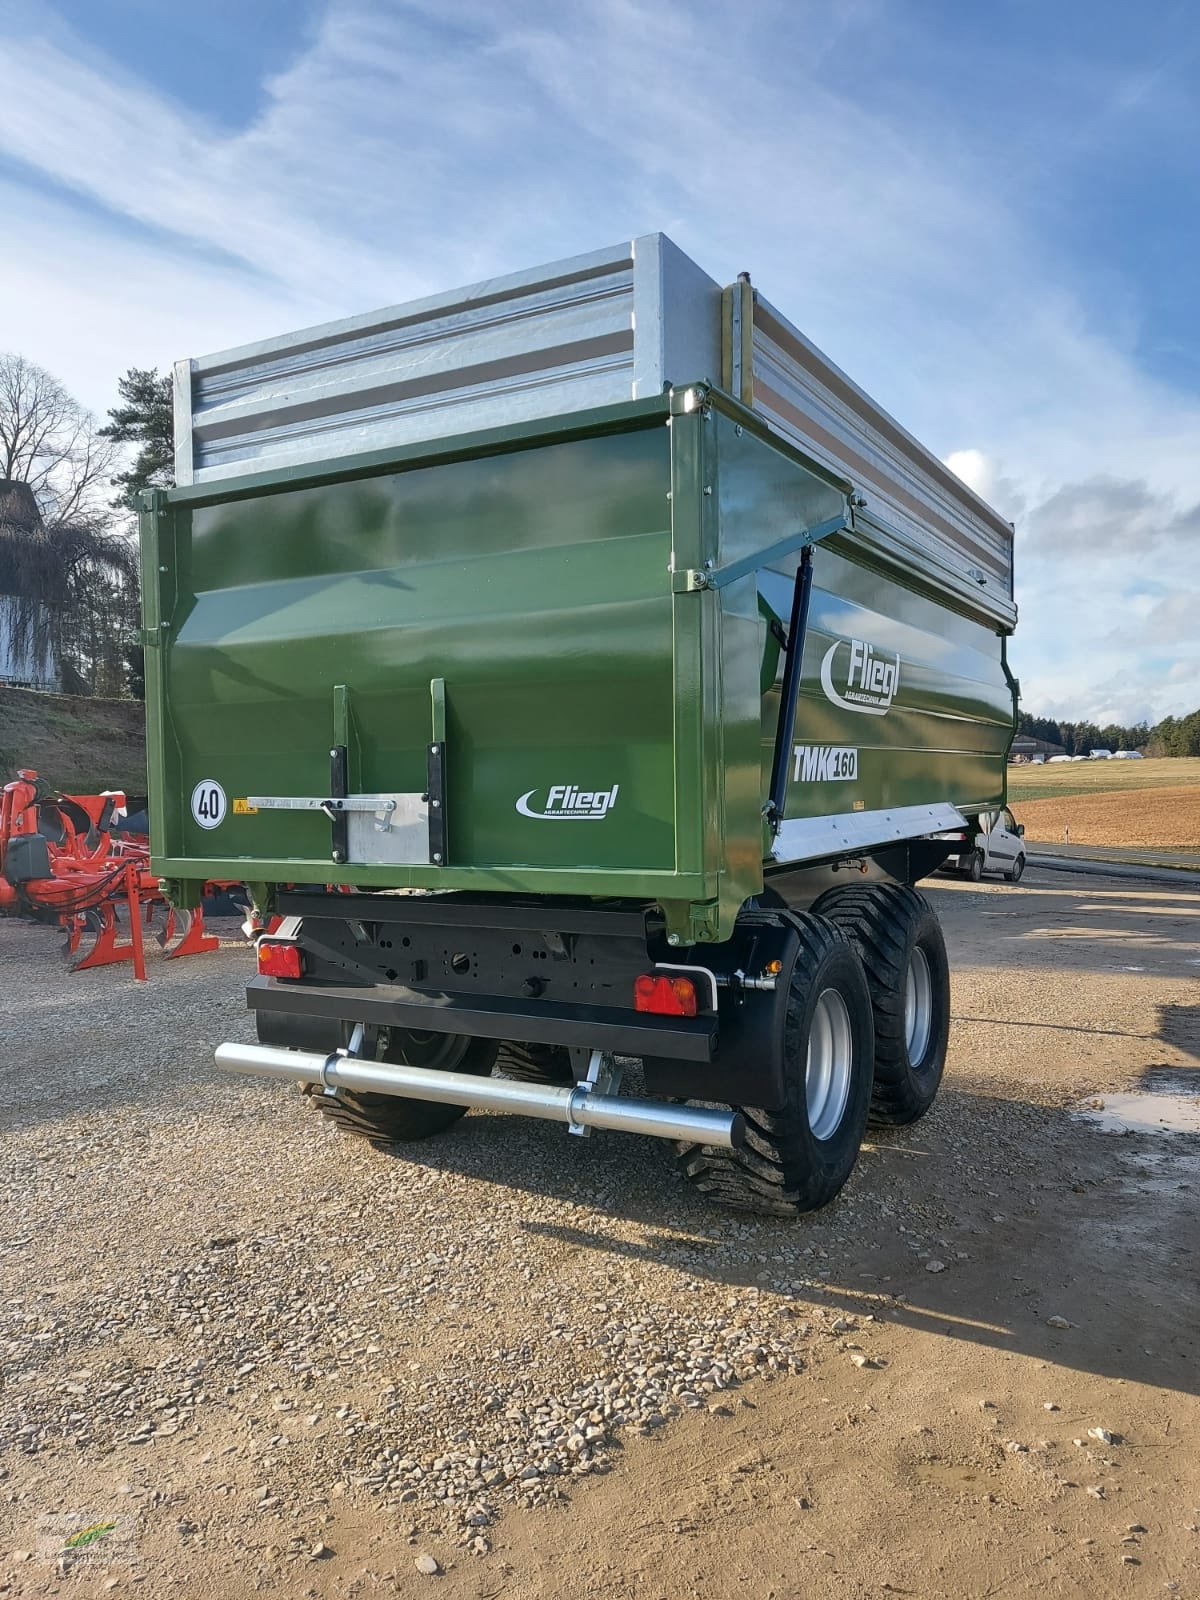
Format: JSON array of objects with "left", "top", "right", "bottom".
[
  {"left": 0, "top": 0, "right": 1196, "bottom": 722},
  {"left": 0, "top": 178, "right": 336, "bottom": 413}
]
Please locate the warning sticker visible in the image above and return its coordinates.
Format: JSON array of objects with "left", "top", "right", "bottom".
[{"left": 233, "top": 798, "right": 258, "bottom": 815}]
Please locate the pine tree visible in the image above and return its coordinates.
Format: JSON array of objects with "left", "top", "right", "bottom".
[{"left": 100, "top": 368, "right": 175, "bottom": 510}]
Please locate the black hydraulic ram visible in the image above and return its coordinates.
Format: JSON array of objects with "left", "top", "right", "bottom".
[{"left": 766, "top": 544, "right": 815, "bottom": 831}]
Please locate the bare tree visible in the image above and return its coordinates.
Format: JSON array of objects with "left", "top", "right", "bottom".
[
  {"left": 0, "top": 352, "right": 116, "bottom": 523},
  {"left": 0, "top": 355, "right": 139, "bottom": 695}
]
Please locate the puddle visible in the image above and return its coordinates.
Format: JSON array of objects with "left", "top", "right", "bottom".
[{"left": 1073, "top": 1091, "right": 1200, "bottom": 1136}]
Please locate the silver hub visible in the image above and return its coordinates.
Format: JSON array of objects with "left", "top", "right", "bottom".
[
  {"left": 806, "top": 988, "right": 853, "bottom": 1141},
  {"left": 905, "top": 946, "right": 933, "bottom": 1065}
]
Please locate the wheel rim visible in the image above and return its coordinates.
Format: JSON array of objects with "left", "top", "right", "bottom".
[
  {"left": 806, "top": 988, "right": 854, "bottom": 1141},
  {"left": 905, "top": 945, "right": 934, "bottom": 1066}
]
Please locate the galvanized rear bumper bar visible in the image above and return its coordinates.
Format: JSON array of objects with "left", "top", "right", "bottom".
[{"left": 213, "top": 1040, "right": 744, "bottom": 1149}]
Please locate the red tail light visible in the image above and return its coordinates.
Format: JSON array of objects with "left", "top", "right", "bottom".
[
  {"left": 257, "top": 940, "right": 304, "bottom": 980},
  {"left": 634, "top": 973, "right": 698, "bottom": 1017}
]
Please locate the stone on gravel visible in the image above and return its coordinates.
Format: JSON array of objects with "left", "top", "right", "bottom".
[
  {"left": 1046, "top": 1316, "right": 1072, "bottom": 1329},
  {"left": 415, "top": 1552, "right": 440, "bottom": 1575},
  {"left": 925, "top": 1259, "right": 947, "bottom": 1273}
]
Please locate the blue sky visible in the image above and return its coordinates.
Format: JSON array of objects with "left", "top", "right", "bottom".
[{"left": 1, "top": 0, "right": 1197, "bottom": 724}]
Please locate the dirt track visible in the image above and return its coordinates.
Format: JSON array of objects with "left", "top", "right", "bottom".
[{"left": 2, "top": 867, "right": 1198, "bottom": 1598}]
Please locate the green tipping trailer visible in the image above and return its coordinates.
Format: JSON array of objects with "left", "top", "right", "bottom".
[{"left": 146, "top": 235, "right": 1018, "bottom": 1215}]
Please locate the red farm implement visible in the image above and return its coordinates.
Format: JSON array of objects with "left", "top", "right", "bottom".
[{"left": 0, "top": 768, "right": 237, "bottom": 980}]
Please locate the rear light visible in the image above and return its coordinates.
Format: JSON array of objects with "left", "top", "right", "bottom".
[
  {"left": 257, "top": 940, "right": 304, "bottom": 980},
  {"left": 634, "top": 973, "right": 698, "bottom": 1017}
]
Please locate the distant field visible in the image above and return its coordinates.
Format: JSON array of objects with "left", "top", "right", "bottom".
[{"left": 1008, "top": 758, "right": 1200, "bottom": 849}]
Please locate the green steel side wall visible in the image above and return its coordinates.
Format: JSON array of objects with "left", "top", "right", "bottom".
[
  {"left": 141, "top": 394, "right": 1014, "bottom": 942},
  {"left": 704, "top": 408, "right": 1011, "bottom": 860}
]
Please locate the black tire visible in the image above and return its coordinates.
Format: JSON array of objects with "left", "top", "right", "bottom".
[
  {"left": 813, "top": 883, "right": 950, "bottom": 1127},
  {"left": 967, "top": 850, "right": 984, "bottom": 882},
  {"left": 1006, "top": 853, "right": 1026, "bottom": 883},
  {"left": 677, "top": 913, "right": 874, "bottom": 1216},
  {"left": 312, "top": 1027, "right": 499, "bottom": 1144},
  {"left": 495, "top": 1041, "right": 575, "bottom": 1085}
]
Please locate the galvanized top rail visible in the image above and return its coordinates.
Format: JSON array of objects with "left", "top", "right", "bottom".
[{"left": 175, "top": 233, "right": 1014, "bottom": 628}]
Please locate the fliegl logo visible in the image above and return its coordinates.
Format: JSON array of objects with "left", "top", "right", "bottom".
[
  {"left": 516, "top": 783, "right": 620, "bottom": 821},
  {"left": 820, "top": 637, "right": 901, "bottom": 716}
]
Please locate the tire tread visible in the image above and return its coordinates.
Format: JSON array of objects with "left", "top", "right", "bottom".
[
  {"left": 815, "top": 884, "right": 949, "bottom": 1126},
  {"left": 676, "top": 912, "right": 872, "bottom": 1216}
]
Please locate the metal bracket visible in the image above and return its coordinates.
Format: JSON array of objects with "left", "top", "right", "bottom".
[
  {"left": 669, "top": 512, "right": 846, "bottom": 598},
  {"left": 707, "top": 513, "right": 847, "bottom": 591},
  {"left": 671, "top": 565, "right": 713, "bottom": 593},
  {"left": 329, "top": 745, "right": 349, "bottom": 863},
  {"left": 566, "top": 1050, "right": 624, "bottom": 1138},
  {"left": 320, "top": 1022, "right": 365, "bottom": 1098},
  {"left": 425, "top": 742, "right": 447, "bottom": 865}
]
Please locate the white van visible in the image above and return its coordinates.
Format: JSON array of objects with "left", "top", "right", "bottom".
[{"left": 943, "top": 808, "right": 1027, "bottom": 882}]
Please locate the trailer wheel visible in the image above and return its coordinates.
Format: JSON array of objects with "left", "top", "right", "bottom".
[
  {"left": 495, "top": 1041, "right": 574, "bottom": 1085},
  {"left": 813, "top": 884, "right": 950, "bottom": 1127},
  {"left": 677, "top": 913, "right": 873, "bottom": 1216},
  {"left": 311, "top": 1028, "right": 499, "bottom": 1144}
]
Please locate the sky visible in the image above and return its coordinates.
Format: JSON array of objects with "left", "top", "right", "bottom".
[{"left": 0, "top": 0, "right": 1197, "bottom": 726}]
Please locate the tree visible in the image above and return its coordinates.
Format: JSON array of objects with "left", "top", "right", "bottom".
[
  {"left": 1022, "top": 706, "right": 1197, "bottom": 759},
  {"left": 0, "top": 354, "right": 139, "bottom": 696},
  {"left": 100, "top": 367, "right": 174, "bottom": 510},
  {"left": 0, "top": 353, "right": 116, "bottom": 522},
  {"left": 0, "top": 508, "right": 140, "bottom": 696}
]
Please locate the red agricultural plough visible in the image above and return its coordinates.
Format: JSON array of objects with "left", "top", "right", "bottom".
[{"left": 0, "top": 768, "right": 240, "bottom": 980}]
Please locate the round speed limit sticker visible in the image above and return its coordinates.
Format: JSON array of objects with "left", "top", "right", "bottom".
[{"left": 191, "top": 778, "right": 227, "bottom": 830}]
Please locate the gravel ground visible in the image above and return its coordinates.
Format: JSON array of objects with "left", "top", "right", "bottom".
[{"left": 1, "top": 869, "right": 1198, "bottom": 1598}]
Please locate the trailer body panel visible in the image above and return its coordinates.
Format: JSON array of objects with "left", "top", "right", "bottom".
[{"left": 144, "top": 390, "right": 1013, "bottom": 941}]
